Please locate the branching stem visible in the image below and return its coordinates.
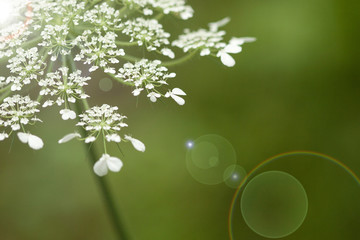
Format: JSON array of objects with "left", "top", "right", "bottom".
[{"left": 68, "top": 56, "right": 130, "bottom": 240}]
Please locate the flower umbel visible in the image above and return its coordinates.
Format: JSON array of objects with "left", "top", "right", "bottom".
[{"left": 0, "top": 0, "right": 254, "bottom": 176}]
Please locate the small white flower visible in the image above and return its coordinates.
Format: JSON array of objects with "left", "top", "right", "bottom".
[
  {"left": 93, "top": 154, "right": 123, "bottom": 177},
  {"left": 60, "top": 109, "right": 76, "bottom": 120},
  {"left": 165, "top": 88, "right": 186, "bottom": 105},
  {"left": 17, "top": 132, "right": 44, "bottom": 150},
  {"left": 0, "top": 132, "right": 9, "bottom": 141},
  {"left": 58, "top": 133, "right": 81, "bottom": 144},
  {"left": 106, "top": 134, "right": 121, "bottom": 143},
  {"left": 217, "top": 43, "right": 243, "bottom": 67},
  {"left": 143, "top": 8, "right": 153, "bottom": 15},
  {"left": 161, "top": 48, "right": 175, "bottom": 59},
  {"left": 124, "top": 135, "right": 146, "bottom": 152},
  {"left": 85, "top": 136, "right": 96, "bottom": 143},
  {"left": 132, "top": 88, "right": 143, "bottom": 96},
  {"left": 117, "top": 59, "right": 177, "bottom": 103},
  {"left": 147, "top": 92, "right": 161, "bottom": 102}
]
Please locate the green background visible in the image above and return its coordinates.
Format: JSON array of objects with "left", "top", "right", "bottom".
[{"left": 1, "top": 0, "right": 360, "bottom": 239}]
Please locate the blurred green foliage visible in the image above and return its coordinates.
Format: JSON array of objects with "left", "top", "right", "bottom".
[{"left": 1, "top": 0, "right": 360, "bottom": 239}]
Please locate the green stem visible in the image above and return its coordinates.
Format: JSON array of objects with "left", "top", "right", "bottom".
[
  {"left": 115, "top": 41, "right": 138, "bottom": 47},
  {"left": 0, "top": 84, "right": 12, "bottom": 94},
  {"left": 21, "top": 36, "right": 42, "bottom": 49},
  {"left": 68, "top": 56, "right": 130, "bottom": 240},
  {"left": 0, "top": 88, "right": 12, "bottom": 102},
  {"left": 119, "top": 54, "right": 141, "bottom": 62},
  {"left": 162, "top": 50, "right": 198, "bottom": 67}
]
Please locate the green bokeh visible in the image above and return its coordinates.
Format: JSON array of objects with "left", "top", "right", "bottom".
[
  {"left": 241, "top": 171, "right": 308, "bottom": 238},
  {"left": 1, "top": 0, "right": 360, "bottom": 239}
]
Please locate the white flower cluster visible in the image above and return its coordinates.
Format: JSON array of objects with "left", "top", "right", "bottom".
[
  {"left": 83, "top": 3, "right": 123, "bottom": 31},
  {"left": 120, "top": 0, "right": 194, "bottom": 20},
  {"left": 74, "top": 30, "right": 125, "bottom": 73},
  {"left": 122, "top": 18, "right": 174, "bottom": 58},
  {"left": 6, "top": 47, "right": 45, "bottom": 91},
  {"left": 39, "top": 67, "right": 90, "bottom": 119},
  {"left": 173, "top": 18, "right": 256, "bottom": 67},
  {"left": 116, "top": 59, "right": 186, "bottom": 104},
  {"left": 58, "top": 104, "right": 145, "bottom": 176},
  {"left": 39, "top": 25, "right": 72, "bottom": 61},
  {"left": 0, "top": 0, "right": 254, "bottom": 176},
  {"left": 0, "top": 95, "right": 43, "bottom": 149},
  {"left": 0, "top": 1, "right": 32, "bottom": 59}
]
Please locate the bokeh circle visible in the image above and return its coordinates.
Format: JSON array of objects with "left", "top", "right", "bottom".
[
  {"left": 186, "top": 134, "right": 237, "bottom": 185},
  {"left": 241, "top": 171, "right": 308, "bottom": 238},
  {"left": 99, "top": 77, "right": 113, "bottom": 92},
  {"left": 223, "top": 165, "right": 247, "bottom": 189}
]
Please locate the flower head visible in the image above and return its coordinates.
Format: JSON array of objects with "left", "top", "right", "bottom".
[
  {"left": 39, "top": 67, "right": 90, "bottom": 119},
  {"left": 116, "top": 59, "right": 178, "bottom": 103},
  {"left": 6, "top": 47, "right": 45, "bottom": 91}
]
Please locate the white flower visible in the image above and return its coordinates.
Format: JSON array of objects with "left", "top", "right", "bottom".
[
  {"left": 124, "top": 135, "right": 146, "bottom": 152},
  {"left": 17, "top": 132, "right": 44, "bottom": 150},
  {"left": 147, "top": 92, "right": 161, "bottom": 102},
  {"left": 60, "top": 109, "right": 76, "bottom": 120},
  {"left": 217, "top": 37, "right": 256, "bottom": 67},
  {"left": 106, "top": 134, "right": 121, "bottom": 143},
  {"left": 0, "top": 132, "right": 9, "bottom": 141},
  {"left": 39, "top": 67, "right": 90, "bottom": 110},
  {"left": 85, "top": 136, "right": 96, "bottom": 143},
  {"left": 161, "top": 48, "right": 175, "bottom": 59},
  {"left": 173, "top": 20, "right": 255, "bottom": 66},
  {"left": 58, "top": 132, "right": 81, "bottom": 144},
  {"left": 122, "top": 18, "right": 170, "bottom": 52},
  {"left": 74, "top": 30, "right": 125, "bottom": 72},
  {"left": 0, "top": 95, "right": 41, "bottom": 132},
  {"left": 6, "top": 48, "right": 45, "bottom": 91},
  {"left": 217, "top": 44, "right": 243, "bottom": 67},
  {"left": 93, "top": 154, "right": 123, "bottom": 176},
  {"left": 165, "top": 88, "right": 186, "bottom": 105},
  {"left": 117, "top": 59, "right": 178, "bottom": 103}
]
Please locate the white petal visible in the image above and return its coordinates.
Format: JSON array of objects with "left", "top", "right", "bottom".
[
  {"left": 200, "top": 49, "right": 211, "bottom": 56},
  {"left": 224, "top": 44, "right": 242, "bottom": 54},
  {"left": 68, "top": 110, "right": 76, "bottom": 119},
  {"left": 93, "top": 157, "right": 108, "bottom": 177},
  {"left": 106, "top": 156, "right": 123, "bottom": 172},
  {"left": 17, "top": 132, "right": 29, "bottom": 144},
  {"left": 171, "top": 94, "right": 185, "bottom": 105},
  {"left": 60, "top": 109, "right": 76, "bottom": 120},
  {"left": 58, "top": 133, "right": 81, "bottom": 144},
  {"left": 220, "top": 52, "right": 236, "bottom": 67},
  {"left": 230, "top": 37, "right": 256, "bottom": 45},
  {"left": 28, "top": 134, "right": 44, "bottom": 150},
  {"left": 0, "top": 133, "right": 8, "bottom": 141},
  {"left": 125, "top": 135, "right": 146, "bottom": 152},
  {"left": 172, "top": 88, "right": 186, "bottom": 96},
  {"left": 150, "top": 95, "right": 157, "bottom": 102},
  {"left": 209, "top": 17, "right": 231, "bottom": 31}
]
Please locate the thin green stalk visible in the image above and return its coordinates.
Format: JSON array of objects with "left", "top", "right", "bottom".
[
  {"left": 0, "top": 89, "right": 12, "bottom": 102},
  {"left": 21, "top": 36, "right": 42, "bottom": 49},
  {"left": 0, "top": 84, "right": 12, "bottom": 94},
  {"left": 115, "top": 41, "right": 138, "bottom": 47},
  {"left": 162, "top": 50, "right": 198, "bottom": 67},
  {"left": 68, "top": 56, "right": 130, "bottom": 240},
  {"left": 119, "top": 54, "right": 141, "bottom": 62}
]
